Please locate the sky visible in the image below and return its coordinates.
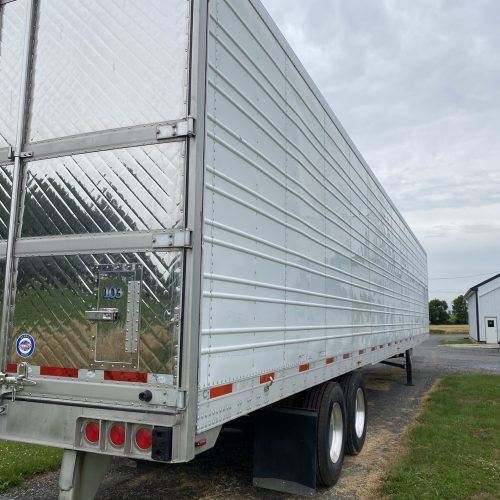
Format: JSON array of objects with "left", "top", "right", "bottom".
[{"left": 261, "top": 0, "right": 500, "bottom": 309}]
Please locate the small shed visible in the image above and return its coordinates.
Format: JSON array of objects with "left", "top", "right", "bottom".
[{"left": 465, "top": 273, "right": 500, "bottom": 344}]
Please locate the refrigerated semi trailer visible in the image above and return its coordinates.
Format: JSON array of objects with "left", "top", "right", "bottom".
[{"left": 0, "top": 0, "right": 428, "bottom": 497}]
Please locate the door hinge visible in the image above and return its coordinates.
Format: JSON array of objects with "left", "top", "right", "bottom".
[
  {"left": 152, "top": 230, "right": 192, "bottom": 249},
  {"left": 156, "top": 117, "right": 195, "bottom": 140},
  {"left": 11, "top": 149, "right": 33, "bottom": 159}
]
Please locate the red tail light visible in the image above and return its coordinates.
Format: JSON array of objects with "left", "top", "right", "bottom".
[
  {"left": 109, "top": 423, "right": 125, "bottom": 447},
  {"left": 135, "top": 427, "right": 152, "bottom": 450},
  {"left": 84, "top": 421, "right": 100, "bottom": 444}
]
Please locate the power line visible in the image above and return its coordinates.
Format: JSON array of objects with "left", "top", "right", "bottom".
[{"left": 429, "top": 271, "right": 500, "bottom": 281}]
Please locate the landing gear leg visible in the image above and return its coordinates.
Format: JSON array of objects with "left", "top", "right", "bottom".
[
  {"left": 405, "top": 349, "right": 413, "bottom": 386},
  {"left": 58, "top": 450, "right": 112, "bottom": 500}
]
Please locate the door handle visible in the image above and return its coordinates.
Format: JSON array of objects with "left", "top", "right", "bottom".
[{"left": 84, "top": 308, "right": 120, "bottom": 321}]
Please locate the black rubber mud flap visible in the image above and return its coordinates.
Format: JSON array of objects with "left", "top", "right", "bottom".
[
  {"left": 253, "top": 407, "right": 317, "bottom": 496},
  {"left": 152, "top": 426, "right": 173, "bottom": 462}
]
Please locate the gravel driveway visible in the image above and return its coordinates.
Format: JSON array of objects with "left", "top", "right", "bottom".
[{"left": 1, "top": 335, "right": 498, "bottom": 500}]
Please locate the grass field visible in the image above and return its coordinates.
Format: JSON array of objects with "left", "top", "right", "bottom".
[
  {"left": 439, "top": 337, "right": 474, "bottom": 345},
  {"left": 0, "top": 440, "right": 62, "bottom": 493},
  {"left": 429, "top": 324, "right": 469, "bottom": 335},
  {"left": 382, "top": 374, "right": 500, "bottom": 499}
]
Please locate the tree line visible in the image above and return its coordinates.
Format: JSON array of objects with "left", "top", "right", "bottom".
[{"left": 429, "top": 295, "right": 468, "bottom": 325}]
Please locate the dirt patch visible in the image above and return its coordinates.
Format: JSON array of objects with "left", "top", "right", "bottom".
[{"left": 325, "top": 428, "right": 395, "bottom": 499}]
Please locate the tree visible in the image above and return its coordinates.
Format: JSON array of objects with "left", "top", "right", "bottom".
[
  {"left": 452, "top": 295, "right": 468, "bottom": 324},
  {"left": 429, "top": 299, "right": 449, "bottom": 325}
]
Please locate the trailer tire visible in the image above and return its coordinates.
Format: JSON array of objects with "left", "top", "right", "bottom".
[
  {"left": 303, "top": 381, "right": 346, "bottom": 487},
  {"left": 340, "top": 371, "right": 367, "bottom": 455}
]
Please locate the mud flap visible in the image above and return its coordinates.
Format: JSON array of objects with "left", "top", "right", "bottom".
[{"left": 253, "top": 407, "right": 317, "bottom": 496}]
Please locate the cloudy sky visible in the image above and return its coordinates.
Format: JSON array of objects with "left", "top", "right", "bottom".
[{"left": 261, "top": 0, "right": 500, "bottom": 308}]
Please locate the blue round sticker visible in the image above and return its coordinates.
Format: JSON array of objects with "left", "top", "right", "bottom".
[{"left": 16, "top": 334, "right": 35, "bottom": 358}]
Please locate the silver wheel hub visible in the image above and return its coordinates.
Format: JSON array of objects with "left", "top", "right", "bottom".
[
  {"left": 354, "top": 387, "right": 366, "bottom": 438},
  {"left": 328, "top": 402, "right": 343, "bottom": 462}
]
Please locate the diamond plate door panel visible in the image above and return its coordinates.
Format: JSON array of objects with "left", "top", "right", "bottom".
[
  {"left": 0, "top": 0, "right": 27, "bottom": 148},
  {"left": 10, "top": 251, "right": 182, "bottom": 378},
  {"left": 28, "top": 0, "right": 190, "bottom": 141},
  {"left": 21, "top": 143, "right": 185, "bottom": 237}
]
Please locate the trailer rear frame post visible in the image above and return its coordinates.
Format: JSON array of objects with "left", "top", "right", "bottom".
[
  {"left": 0, "top": 0, "right": 36, "bottom": 369},
  {"left": 58, "top": 450, "right": 112, "bottom": 500}
]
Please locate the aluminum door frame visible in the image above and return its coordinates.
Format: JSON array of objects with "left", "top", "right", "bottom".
[{"left": 176, "top": 0, "right": 208, "bottom": 461}]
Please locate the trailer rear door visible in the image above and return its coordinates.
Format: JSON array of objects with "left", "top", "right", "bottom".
[{"left": 0, "top": 0, "right": 193, "bottom": 408}]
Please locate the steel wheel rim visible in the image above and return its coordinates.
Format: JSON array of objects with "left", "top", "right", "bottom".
[
  {"left": 354, "top": 387, "right": 366, "bottom": 438},
  {"left": 329, "top": 402, "right": 343, "bottom": 463}
]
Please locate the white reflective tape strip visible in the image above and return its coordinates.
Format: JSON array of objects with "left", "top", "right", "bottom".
[
  {"left": 147, "top": 373, "right": 175, "bottom": 385},
  {"left": 78, "top": 369, "right": 105, "bottom": 381}
]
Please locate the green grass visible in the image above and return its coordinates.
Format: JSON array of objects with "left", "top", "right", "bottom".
[
  {"left": 382, "top": 374, "right": 500, "bottom": 500},
  {"left": 0, "top": 440, "right": 62, "bottom": 492},
  {"left": 440, "top": 337, "right": 473, "bottom": 345},
  {"left": 429, "top": 329, "right": 446, "bottom": 335}
]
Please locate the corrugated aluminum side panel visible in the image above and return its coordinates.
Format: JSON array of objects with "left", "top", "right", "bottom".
[{"left": 198, "top": 0, "right": 428, "bottom": 430}]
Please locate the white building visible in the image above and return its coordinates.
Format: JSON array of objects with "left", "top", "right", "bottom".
[{"left": 465, "top": 273, "right": 500, "bottom": 344}]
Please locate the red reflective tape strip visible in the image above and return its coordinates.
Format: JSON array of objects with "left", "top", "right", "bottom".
[
  {"left": 6, "top": 363, "right": 17, "bottom": 373},
  {"left": 358, "top": 349, "right": 365, "bottom": 355},
  {"left": 326, "top": 357, "right": 334, "bottom": 364},
  {"left": 299, "top": 363, "right": 309, "bottom": 372},
  {"left": 259, "top": 372, "right": 274, "bottom": 384},
  {"left": 343, "top": 353, "right": 350, "bottom": 359},
  {"left": 40, "top": 366, "right": 78, "bottom": 378},
  {"left": 210, "top": 383, "right": 233, "bottom": 399},
  {"left": 104, "top": 371, "right": 148, "bottom": 383}
]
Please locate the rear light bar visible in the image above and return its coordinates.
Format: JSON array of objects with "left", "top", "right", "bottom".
[{"left": 78, "top": 419, "right": 158, "bottom": 457}]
